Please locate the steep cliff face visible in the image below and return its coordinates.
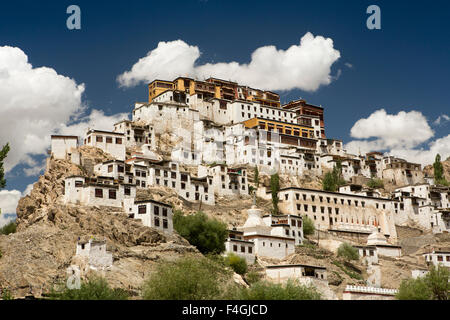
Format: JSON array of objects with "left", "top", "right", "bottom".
[{"left": 0, "top": 153, "right": 199, "bottom": 299}]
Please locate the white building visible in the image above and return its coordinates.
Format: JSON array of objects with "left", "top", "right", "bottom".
[
  {"left": 223, "top": 205, "right": 297, "bottom": 261},
  {"left": 75, "top": 239, "right": 113, "bottom": 270},
  {"left": 277, "top": 187, "right": 398, "bottom": 242},
  {"left": 265, "top": 264, "right": 327, "bottom": 283},
  {"left": 126, "top": 199, "right": 174, "bottom": 234},
  {"left": 342, "top": 285, "right": 397, "bottom": 300},
  {"left": 354, "top": 245, "right": 379, "bottom": 265},
  {"left": 198, "top": 164, "right": 249, "bottom": 197},
  {"left": 83, "top": 129, "right": 126, "bottom": 161},
  {"left": 224, "top": 229, "right": 256, "bottom": 264},
  {"left": 113, "top": 120, "right": 156, "bottom": 151},
  {"left": 50, "top": 135, "right": 80, "bottom": 164},
  {"left": 366, "top": 230, "right": 402, "bottom": 258},
  {"left": 63, "top": 175, "right": 136, "bottom": 208},
  {"left": 423, "top": 248, "right": 450, "bottom": 268}
]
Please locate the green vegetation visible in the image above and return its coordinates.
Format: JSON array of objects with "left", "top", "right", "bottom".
[
  {"left": 0, "top": 143, "right": 10, "bottom": 189},
  {"left": 332, "top": 261, "right": 363, "bottom": 280},
  {"left": 225, "top": 253, "right": 248, "bottom": 275},
  {"left": 231, "top": 280, "right": 322, "bottom": 300},
  {"left": 270, "top": 173, "right": 280, "bottom": 215},
  {"left": 173, "top": 211, "right": 228, "bottom": 254},
  {"left": 245, "top": 271, "right": 263, "bottom": 285},
  {"left": 367, "top": 178, "right": 384, "bottom": 189},
  {"left": 1, "top": 288, "right": 13, "bottom": 300},
  {"left": 302, "top": 215, "right": 315, "bottom": 236},
  {"left": 254, "top": 166, "right": 259, "bottom": 188},
  {"left": 396, "top": 265, "right": 449, "bottom": 300},
  {"left": 433, "top": 154, "right": 449, "bottom": 186},
  {"left": 337, "top": 243, "right": 359, "bottom": 261},
  {"left": 142, "top": 256, "right": 232, "bottom": 300},
  {"left": 0, "top": 221, "right": 17, "bottom": 235},
  {"left": 322, "top": 160, "right": 346, "bottom": 192},
  {"left": 48, "top": 277, "right": 129, "bottom": 300}
]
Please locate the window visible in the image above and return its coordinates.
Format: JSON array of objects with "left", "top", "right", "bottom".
[
  {"left": 95, "top": 188, "right": 103, "bottom": 198},
  {"left": 124, "top": 186, "right": 131, "bottom": 196},
  {"left": 154, "top": 206, "right": 160, "bottom": 215},
  {"left": 162, "top": 208, "right": 168, "bottom": 217},
  {"left": 108, "top": 165, "right": 113, "bottom": 173},
  {"left": 109, "top": 189, "right": 116, "bottom": 199},
  {"left": 106, "top": 136, "right": 113, "bottom": 143},
  {"left": 241, "top": 246, "right": 245, "bottom": 253},
  {"left": 96, "top": 135, "right": 103, "bottom": 142},
  {"left": 233, "top": 245, "right": 238, "bottom": 252},
  {"left": 138, "top": 205, "right": 146, "bottom": 214},
  {"left": 437, "top": 255, "right": 443, "bottom": 262},
  {"left": 154, "top": 217, "right": 160, "bottom": 227},
  {"left": 248, "top": 247, "right": 252, "bottom": 254},
  {"left": 75, "top": 180, "right": 83, "bottom": 187},
  {"left": 118, "top": 165, "right": 124, "bottom": 173},
  {"left": 163, "top": 219, "right": 168, "bottom": 229}
]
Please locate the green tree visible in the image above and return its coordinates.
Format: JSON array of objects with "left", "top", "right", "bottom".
[
  {"left": 337, "top": 243, "right": 359, "bottom": 261},
  {"left": 232, "top": 279, "right": 321, "bottom": 300},
  {"left": 0, "top": 143, "right": 10, "bottom": 189},
  {"left": 270, "top": 173, "right": 280, "bottom": 215},
  {"left": 396, "top": 265, "right": 449, "bottom": 300},
  {"left": 48, "top": 277, "right": 129, "bottom": 300},
  {"left": 433, "top": 154, "right": 449, "bottom": 186},
  {"left": 302, "top": 215, "right": 315, "bottom": 236},
  {"left": 225, "top": 253, "right": 248, "bottom": 275},
  {"left": 254, "top": 166, "right": 259, "bottom": 188},
  {"left": 173, "top": 211, "right": 228, "bottom": 254},
  {"left": 322, "top": 160, "right": 346, "bottom": 192},
  {"left": 142, "top": 256, "right": 232, "bottom": 300}
]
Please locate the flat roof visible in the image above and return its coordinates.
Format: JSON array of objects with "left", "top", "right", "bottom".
[
  {"left": 134, "top": 199, "right": 172, "bottom": 207},
  {"left": 266, "top": 264, "right": 326, "bottom": 270},
  {"left": 51, "top": 135, "right": 78, "bottom": 139},
  {"left": 278, "top": 187, "right": 392, "bottom": 202},
  {"left": 86, "top": 129, "right": 124, "bottom": 136}
]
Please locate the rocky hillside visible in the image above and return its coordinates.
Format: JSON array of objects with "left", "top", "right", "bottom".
[{"left": 0, "top": 152, "right": 200, "bottom": 299}]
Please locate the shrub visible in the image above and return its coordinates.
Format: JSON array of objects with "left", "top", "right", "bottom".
[
  {"left": 322, "top": 161, "right": 346, "bottom": 192},
  {"left": 245, "top": 271, "right": 263, "bottom": 285},
  {"left": 337, "top": 243, "right": 359, "bottom": 261},
  {"left": 302, "top": 215, "right": 315, "bottom": 236},
  {"left": 396, "top": 265, "right": 449, "bottom": 300},
  {"left": 48, "top": 277, "right": 129, "bottom": 300},
  {"left": 232, "top": 280, "right": 321, "bottom": 300},
  {"left": 142, "top": 256, "right": 232, "bottom": 300},
  {"left": 367, "top": 178, "right": 384, "bottom": 189},
  {"left": 0, "top": 221, "right": 16, "bottom": 235},
  {"left": 173, "top": 211, "right": 228, "bottom": 254},
  {"left": 225, "top": 253, "right": 248, "bottom": 275},
  {"left": 1, "top": 288, "right": 13, "bottom": 300}
]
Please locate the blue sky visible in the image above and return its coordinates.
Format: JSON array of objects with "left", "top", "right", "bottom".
[{"left": 1, "top": 0, "right": 449, "bottom": 199}]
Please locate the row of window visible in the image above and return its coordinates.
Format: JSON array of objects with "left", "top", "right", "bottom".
[
  {"left": 232, "top": 244, "right": 253, "bottom": 254},
  {"left": 287, "top": 193, "right": 386, "bottom": 209},
  {"left": 86, "top": 135, "right": 122, "bottom": 145},
  {"left": 137, "top": 204, "right": 169, "bottom": 216}
]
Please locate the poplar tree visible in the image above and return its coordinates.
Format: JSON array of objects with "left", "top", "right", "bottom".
[{"left": 0, "top": 143, "right": 10, "bottom": 189}]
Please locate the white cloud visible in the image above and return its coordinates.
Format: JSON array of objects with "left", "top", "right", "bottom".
[
  {"left": 433, "top": 114, "right": 450, "bottom": 125},
  {"left": 23, "top": 183, "right": 34, "bottom": 196},
  {"left": 117, "top": 33, "right": 341, "bottom": 92},
  {"left": 0, "top": 46, "right": 129, "bottom": 176},
  {"left": 0, "top": 189, "right": 21, "bottom": 216},
  {"left": 349, "top": 109, "right": 434, "bottom": 150},
  {"left": 0, "top": 213, "right": 16, "bottom": 228},
  {"left": 345, "top": 63, "right": 353, "bottom": 68},
  {"left": 345, "top": 109, "right": 449, "bottom": 166}
]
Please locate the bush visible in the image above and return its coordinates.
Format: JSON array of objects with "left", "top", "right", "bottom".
[
  {"left": 1, "top": 288, "right": 13, "bottom": 300},
  {"left": 225, "top": 253, "right": 248, "bottom": 275},
  {"left": 48, "top": 277, "right": 129, "bottom": 300},
  {"left": 173, "top": 211, "right": 228, "bottom": 254},
  {"left": 245, "top": 271, "right": 262, "bottom": 285},
  {"left": 270, "top": 173, "right": 280, "bottom": 214},
  {"left": 337, "top": 243, "right": 359, "bottom": 261},
  {"left": 142, "top": 256, "right": 232, "bottom": 300},
  {"left": 367, "top": 178, "right": 384, "bottom": 189},
  {"left": 396, "top": 265, "right": 449, "bottom": 300},
  {"left": 0, "top": 221, "right": 16, "bottom": 235},
  {"left": 322, "top": 161, "right": 346, "bottom": 192},
  {"left": 232, "top": 280, "right": 321, "bottom": 300},
  {"left": 302, "top": 215, "right": 315, "bottom": 236}
]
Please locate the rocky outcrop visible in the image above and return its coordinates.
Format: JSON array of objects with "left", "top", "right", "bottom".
[{"left": 1, "top": 155, "right": 200, "bottom": 298}]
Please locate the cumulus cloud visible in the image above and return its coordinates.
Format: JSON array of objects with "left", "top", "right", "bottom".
[
  {"left": 345, "top": 109, "right": 449, "bottom": 166},
  {"left": 433, "top": 114, "right": 450, "bottom": 125},
  {"left": 117, "top": 33, "right": 341, "bottom": 92},
  {"left": 0, "top": 189, "right": 21, "bottom": 216},
  {"left": 0, "top": 46, "right": 129, "bottom": 175},
  {"left": 349, "top": 109, "right": 434, "bottom": 150},
  {"left": 0, "top": 213, "right": 16, "bottom": 228}
]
